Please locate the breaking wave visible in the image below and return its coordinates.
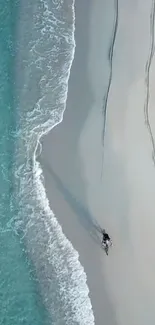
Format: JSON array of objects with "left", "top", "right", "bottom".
[{"left": 12, "top": 0, "right": 95, "bottom": 324}]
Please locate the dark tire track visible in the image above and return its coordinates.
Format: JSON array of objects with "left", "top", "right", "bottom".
[
  {"left": 144, "top": 0, "right": 155, "bottom": 165},
  {"left": 101, "top": 0, "right": 118, "bottom": 180}
]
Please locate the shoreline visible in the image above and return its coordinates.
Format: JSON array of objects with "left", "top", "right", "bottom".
[
  {"left": 40, "top": 1, "right": 116, "bottom": 324},
  {"left": 40, "top": 0, "right": 155, "bottom": 324}
]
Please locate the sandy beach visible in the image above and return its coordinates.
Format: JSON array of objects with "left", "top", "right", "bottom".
[{"left": 40, "top": 0, "right": 155, "bottom": 324}]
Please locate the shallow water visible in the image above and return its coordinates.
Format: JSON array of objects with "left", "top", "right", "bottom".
[
  {"left": 0, "top": 1, "right": 49, "bottom": 324},
  {"left": 0, "top": 1, "right": 95, "bottom": 324}
]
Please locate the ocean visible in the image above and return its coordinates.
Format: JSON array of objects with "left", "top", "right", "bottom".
[{"left": 0, "top": 0, "right": 95, "bottom": 324}]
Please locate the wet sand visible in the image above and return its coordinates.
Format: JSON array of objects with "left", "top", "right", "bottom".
[{"left": 41, "top": 0, "right": 155, "bottom": 324}]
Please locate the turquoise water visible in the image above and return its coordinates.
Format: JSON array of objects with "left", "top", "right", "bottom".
[
  {"left": 0, "top": 1, "right": 95, "bottom": 324},
  {"left": 0, "top": 1, "right": 49, "bottom": 324}
]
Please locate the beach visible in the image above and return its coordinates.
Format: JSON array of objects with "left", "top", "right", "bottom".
[{"left": 41, "top": 0, "right": 155, "bottom": 324}]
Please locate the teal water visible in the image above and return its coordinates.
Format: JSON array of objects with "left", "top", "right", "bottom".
[
  {"left": 0, "top": 1, "right": 95, "bottom": 324},
  {"left": 0, "top": 1, "right": 49, "bottom": 324}
]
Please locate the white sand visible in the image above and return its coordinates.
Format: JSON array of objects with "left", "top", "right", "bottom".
[{"left": 41, "top": 0, "right": 155, "bottom": 324}]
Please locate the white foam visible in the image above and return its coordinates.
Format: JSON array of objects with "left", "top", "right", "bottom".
[
  {"left": 14, "top": 0, "right": 95, "bottom": 324},
  {"left": 30, "top": 156, "right": 95, "bottom": 324}
]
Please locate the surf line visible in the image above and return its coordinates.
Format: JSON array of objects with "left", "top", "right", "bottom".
[
  {"left": 144, "top": 0, "right": 155, "bottom": 166},
  {"left": 100, "top": 0, "right": 118, "bottom": 181}
]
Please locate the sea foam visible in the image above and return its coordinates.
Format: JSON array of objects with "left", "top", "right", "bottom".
[{"left": 13, "top": 0, "right": 95, "bottom": 324}]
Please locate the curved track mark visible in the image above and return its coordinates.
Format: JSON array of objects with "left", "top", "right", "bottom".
[
  {"left": 144, "top": 0, "right": 155, "bottom": 165},
  {"left": 101, "top": 0, "right": 118, "bottom": 180}
]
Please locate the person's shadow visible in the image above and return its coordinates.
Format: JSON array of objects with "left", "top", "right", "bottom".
[{"left": 41, "top": 159, "right": 103, "bottom": 246}]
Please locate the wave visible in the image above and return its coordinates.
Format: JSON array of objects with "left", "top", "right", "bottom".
[{"left": 13, "top": 0, "right": 95, "bottom": 324}]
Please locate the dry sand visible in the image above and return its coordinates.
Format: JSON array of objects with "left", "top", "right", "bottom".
[{"left": 41, "top": 0, "right": 155, "bottom": 324}]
